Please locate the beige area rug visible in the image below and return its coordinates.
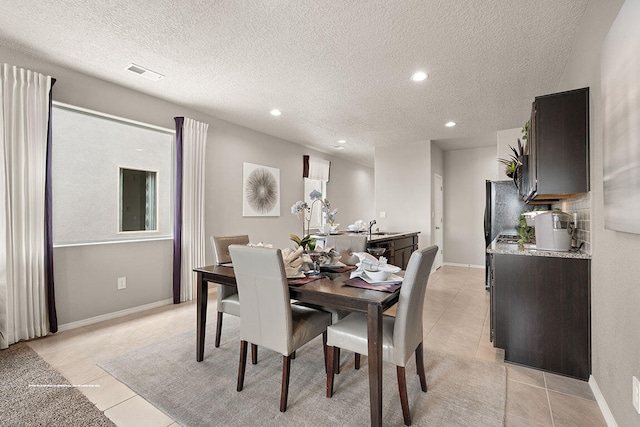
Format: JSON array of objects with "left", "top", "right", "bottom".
[
  {"left": 0, "top": 342, "right": 115, "bottom": 427},
  {"left": 99, "top": 315, "right": 506, "bottom": 426}
]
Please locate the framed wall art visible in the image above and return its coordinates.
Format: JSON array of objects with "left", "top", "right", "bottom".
[{"left": 242, "top": 162, "right": 280, "bottom": 217}]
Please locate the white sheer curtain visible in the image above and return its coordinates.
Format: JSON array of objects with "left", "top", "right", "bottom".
[
  {"left": 0, "top": 64, "right": 52, "bottom": 348},
  {"left": 179, "top": 118, "right": 208, "bottom": 301},
  {"left": 307, "top": 156, "right": 331, "bottom": 181}
]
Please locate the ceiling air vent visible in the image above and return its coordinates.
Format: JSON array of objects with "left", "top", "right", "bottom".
[{"left": 125, "top": 63, "right": 164, "bottom": 81}]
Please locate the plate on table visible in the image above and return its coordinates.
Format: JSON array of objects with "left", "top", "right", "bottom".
[
  {"left": 321, "top": 261, "right": 346, "bottom": 269},
  {"left": 360, "top": 273, "right": 404, "bottom": 285}
]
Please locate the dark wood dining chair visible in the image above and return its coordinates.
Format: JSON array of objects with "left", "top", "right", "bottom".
[
  {"left": 325, "top": 245, "right": 438, "bottom": 426},
  {"left": 229, "top": 244, "right": 332, "bottom": 412}
]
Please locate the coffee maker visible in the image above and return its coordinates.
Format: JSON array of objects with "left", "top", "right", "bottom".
[{"left": 533, "top": 211, "right": 575, "bottom": 251}]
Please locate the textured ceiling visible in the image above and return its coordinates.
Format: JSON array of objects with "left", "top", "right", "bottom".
[{"left": 0, "top": 0, "right": 589, "bottom": 166}]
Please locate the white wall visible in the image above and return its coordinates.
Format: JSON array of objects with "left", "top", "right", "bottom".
[
  {"left": 375, "top": 141, "right": 432, "bottom": 248},
  {"left": 443, "top": 146, "right": 497, "bottom": 267},
  {"left": 556, "top": 1, "right": 637, "bottom": 426},
  {"left": 1, "top": 45, "right": 374, "bottom": 326}
]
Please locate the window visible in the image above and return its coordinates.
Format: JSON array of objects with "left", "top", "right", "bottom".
[
  {"left": 119, "top": 168, "right": 157, "bottom": 232},
  {"left": 304, "top": 178, "right": 326, "bottom": 229},
  {"left": 52, "top": 103, "right": 174, "bottom": 245}
]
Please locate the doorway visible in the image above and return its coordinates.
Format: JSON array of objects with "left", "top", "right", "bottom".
[{"left": 434, "top": 173, "right": 443, "bottom": 269}]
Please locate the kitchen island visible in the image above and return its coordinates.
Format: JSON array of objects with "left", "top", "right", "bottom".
[
  {"left": 316, "top": 231, "right": 420, "bottom": 270},
  {"left": 487, "top": 238, "right": 591, "bottom": 380}
]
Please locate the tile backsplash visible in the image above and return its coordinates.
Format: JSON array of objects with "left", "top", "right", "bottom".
[{"left": 553, "top": 193, "right": 591, "bottom": 254}]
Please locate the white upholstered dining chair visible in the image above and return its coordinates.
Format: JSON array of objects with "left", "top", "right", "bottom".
[
  {"left": 210, "top": 235, "right": 250, "bottom": 351},
  {"left": 229, "top": 244, "right": 332, "bottom": 412},
  {"left": 325, "top": 245, "right": 438, "bottom": 426},
  {"left": 319, "top": 234, "right": 368, "bottom": 373}
]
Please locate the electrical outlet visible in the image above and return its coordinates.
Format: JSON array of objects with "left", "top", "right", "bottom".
[
  {"left": 379, "top": 211, "right": 386, "bottom": 218},
  {"left": 117, "top": 277, "right": 126, "bottom": 290},
  {"left": 633, "top": 376, "right": 640, "bottom": 414}
]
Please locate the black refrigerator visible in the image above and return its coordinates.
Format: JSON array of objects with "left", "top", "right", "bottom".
[{"left": 483, "top": 180, "right": 530, "bottom": 289}]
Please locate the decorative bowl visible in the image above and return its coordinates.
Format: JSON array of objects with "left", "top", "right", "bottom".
[{"left": 364, "top": 269, "right": 390, "bottom": 282}]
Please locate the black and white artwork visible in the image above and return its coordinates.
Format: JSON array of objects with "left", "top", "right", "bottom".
[
  {"left": 242, "top": 162, "right": 280, "bottom": 217},
  {"left": 602, "top": 0, "right": 640, "bottom": 234}
]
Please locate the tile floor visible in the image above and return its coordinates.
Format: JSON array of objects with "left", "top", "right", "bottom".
[{"left": 25, "top": 266, "right": 606, "bottom": 426}]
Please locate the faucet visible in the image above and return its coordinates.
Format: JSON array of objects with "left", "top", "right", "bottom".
[{"left": 368, "top": 219, "right": 377, "bottom": 238}]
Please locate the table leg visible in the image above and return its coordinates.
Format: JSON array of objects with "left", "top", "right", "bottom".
[
  {"left": 367, "top": 303, "right": 383, "bottom": 427},
  {"left": 196, "top": 272, "right": 208, "bottom": 362}
]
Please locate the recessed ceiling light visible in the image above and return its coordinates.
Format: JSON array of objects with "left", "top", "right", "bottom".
[
  {"left": 270, "top": 109, "right": 282, "bottom": 116},
  {"left": 445, "top": 121, "right": 456, "bottom": 127},
  {"left": 125, "top": 63, "right": 164, "bottom": 81},
  {"left": 338, "top": 139, "right": 346, "bottom": 144},
  {"left": 135, "top": 148, "right": 143, "bottom": 152},
  {"left": 411, "top": 71, "right": 428, "bottom": 82},
  {"left": 335, "top": 146, "right": 345, "bottom": 150}
]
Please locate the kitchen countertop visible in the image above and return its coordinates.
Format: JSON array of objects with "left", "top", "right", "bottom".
[
  {"left": 313, "top": 231, "right": 420, "bottom": 243},
  {"left": 487, "top": 238, "right": 591, "bottom": 259}
]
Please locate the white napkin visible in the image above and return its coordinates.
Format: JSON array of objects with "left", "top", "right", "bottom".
[
  {"left": 247, "top": 241, "right": 273, "bottom": 248},
  {"left": 281, "top": 246, "right": 304, "bottom": 277},
  {"left": 348, "top": 220, "right": 367, "bottom": 232},
  {"left": 350, "top": 252, "right": 400, "bottom": 280},
  {"left": 315, "top": 246, "right": 341, "bottom": 265}
]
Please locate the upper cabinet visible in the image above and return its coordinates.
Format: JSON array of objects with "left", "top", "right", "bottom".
[{"left": 521, "top": 87, "right": 589, "bottom": 202}]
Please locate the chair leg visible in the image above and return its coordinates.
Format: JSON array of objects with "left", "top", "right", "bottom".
[
  {"left": 354, "top": 353, "right": 361, "bottom": 370},
  {"left": 334, "top": 347, "right": 341, "bottom": 374},
  {"left": 397, "top": 366, "right": 411, "bottom": 426},
  {"left": 215, "top": 311, "right": 223, "bottom": 347},
  {"left": 280, "top": 355, "right": 292, "bottom": 412},
  {"left": 415, "top": 341, "right": 427, "bottom": 392},
  {"left": 326, "top": 345, "right": 336, "bottom": 397},
  {"left": 322, "top": 332, "right": 328, "bottom": 374},
  {"left": 237, "top": 340, "right": 248, "bottom": 392},
  {"left": 251, "top": 344, "right": 258, "bottom": 365}
]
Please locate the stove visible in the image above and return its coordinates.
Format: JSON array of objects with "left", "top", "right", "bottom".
[{"left": 496, "top": 234, "right": 520, "bottom": 244}]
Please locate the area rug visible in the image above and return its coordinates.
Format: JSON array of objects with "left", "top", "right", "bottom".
[
  {"left": 99, "top": 315, "right": 506, "bottom": 426},
  {"left": 0, "top": 342, "right": 115, "bottom": 427}
]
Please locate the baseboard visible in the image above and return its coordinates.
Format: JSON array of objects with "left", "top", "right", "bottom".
[
  {"left": 57, "top": 298, "right": 174, "bottom": 332},
  {"left": 589, "top": 375, "right": 619, "bottom": 427},
  {"left": 443, "top": 262, "right": 485, "bottom": 269}
]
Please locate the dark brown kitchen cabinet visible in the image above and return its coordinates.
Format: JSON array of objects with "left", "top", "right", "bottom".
[
  {"left": 491, "top": 253, "right": 590, "bottom": 380},
  {"left": 523, "top": 87, "right": 589, "bottom": 202},
  {"left": 368, "top": 233, "right": 418, "bottom": 270}
]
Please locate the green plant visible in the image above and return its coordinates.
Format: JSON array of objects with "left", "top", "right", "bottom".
[
  {"left": 289, "top": 233, "right": 316, "bottom": 251},
  {"left": 515, "top": 214, "right": 535, "bottom": 244},
  {"left": 521, "top": 120, "right": 530, "bottom": 141},
  {"left": 497, "top": 139, "right": 525, "bottom": 184}
]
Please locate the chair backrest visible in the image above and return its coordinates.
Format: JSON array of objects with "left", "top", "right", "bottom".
[
  {"left": 211, "top": 235, "right": 250, "bottom": 264},
  {"left": 325, "top": 235, "right": 367, "bottom": 265},
  {"left": 228, "top": 245, "right": 293, "bottom": 355},
  {"left": 392, "top": 245, "right": 438, "bottom": 366}
]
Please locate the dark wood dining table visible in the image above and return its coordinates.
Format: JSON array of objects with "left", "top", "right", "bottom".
[{"left": 193, "top": 264, "right": 401, "bottom": 427}]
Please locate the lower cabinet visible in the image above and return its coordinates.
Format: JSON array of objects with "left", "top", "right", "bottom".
[
  {"left": 491, "top": 254, "right": 590, "bottom": 380},
  {"left": 368, "top": 234, "right": 418, "bottom": 270}
]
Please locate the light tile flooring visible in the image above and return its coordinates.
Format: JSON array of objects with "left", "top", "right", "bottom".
[{"left": 25, "top": 266, "right": 606, "bottom": 426}]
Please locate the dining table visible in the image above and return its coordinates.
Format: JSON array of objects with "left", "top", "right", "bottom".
[{"left": 193, "top": 264, "right": 401, "bottom": 427}]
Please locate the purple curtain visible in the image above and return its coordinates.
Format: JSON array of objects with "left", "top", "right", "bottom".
[
  {"left": 46, "top": 79, "right": 58, "bottom": 332},
  {"left": 173, "top": 117, "right": 184, "bottom": 303}
]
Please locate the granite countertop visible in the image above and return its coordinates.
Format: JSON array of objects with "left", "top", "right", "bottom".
[
  {"left": 313, "top": 231, "right": 419, "bottom": 242},
  {"left": 486, "top": 238, "right": 591, "bottom": 259}
]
